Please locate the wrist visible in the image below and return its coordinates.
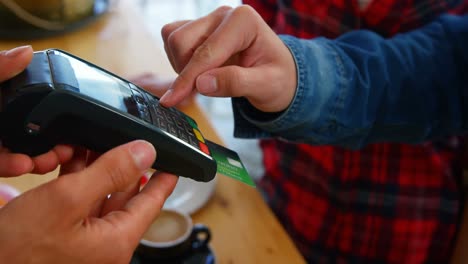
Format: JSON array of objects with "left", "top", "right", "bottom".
[{"left": 244, "top": 27, "right": 297, "bottom": 113}]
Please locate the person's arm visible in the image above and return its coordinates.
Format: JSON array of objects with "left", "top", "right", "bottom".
[
  {"left": 232, "top": 14, "right": 468, "bottom": 148},
  {"left": 158, "top": 7, "right": 468, "bottom": 149}
]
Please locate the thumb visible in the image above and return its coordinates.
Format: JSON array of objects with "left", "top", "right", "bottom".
[
  {"left": 0, "top": 46, "right": 33, "bottom": 82},
  {"left": 195, "top": 65, "right": 289, "bottom": 112},
  {"left": 57, "top": 140, "right": 156, "bottom": 218},
  {"left": 195, "top": 65, "right": 263, "bottom": 98}
]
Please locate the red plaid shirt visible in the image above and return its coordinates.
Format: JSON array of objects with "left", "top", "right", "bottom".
[{"left": 242, "top": 0, "right": 468, "bottom": 263}]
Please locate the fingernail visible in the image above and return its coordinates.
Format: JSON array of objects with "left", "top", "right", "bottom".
[
  {"left": 4, "top": 45, "right": 31, "bottom": 57},
  {"left": 197, "top": 74, "right": 217, "bottom": 93},
  {"left": 159, "top": 89, "right": 173, "bottom": 105},
  {"left": 129, "top": 140, "right": 156, "bottom": 170}
]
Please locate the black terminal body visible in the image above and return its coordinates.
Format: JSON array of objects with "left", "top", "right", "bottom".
[{"left": 0, "top": 49, "right": 216, "bottom": 182}]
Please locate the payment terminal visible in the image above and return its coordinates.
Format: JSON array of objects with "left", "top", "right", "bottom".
[{"left": 0, "top": 49, "right": 217, "bottom": 182}]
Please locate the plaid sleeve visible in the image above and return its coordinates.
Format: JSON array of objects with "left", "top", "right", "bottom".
[{"left": 242, "top": 0, "right": 278, "bottom": 26}]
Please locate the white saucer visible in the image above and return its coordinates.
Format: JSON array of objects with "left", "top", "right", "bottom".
[{"left": 163, "top": 175, "right": 217, "bottom": 215}]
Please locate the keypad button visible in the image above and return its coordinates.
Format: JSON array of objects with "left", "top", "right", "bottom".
[
  {"left": 189, "top": 137, "right": 200, "bottom": 148},
  {"left": 186, "top": 117, "right": 197, "bottom": 128},
  {"left": 179, "top": 132, "right": 189, "bottom": 143},
  {"left": 199, "top": 142, "right": 210, "bottom": 155},
  {"left": 172, "top": 116, "right": 184, "bottom": 128},
  {"left": 168, "top": 123, "right": 178, "bottom": 136},
  {"left": 193, "top": 128, "right": 205, "bottom": 143},
  {"left": 156, "top": 117, "right": 167, "bottom": 131},
  {"left": 136, "top": 96, "right": 145, "bottom": 104},
  {"left": 137, "top": 105, "right": 151, "bottom": 123},
  {"left": 131, "top": 89, "right": 146, "bottom": 104},
  {"left": 133, "top": 90, "right": 207, "bottom": 151}
]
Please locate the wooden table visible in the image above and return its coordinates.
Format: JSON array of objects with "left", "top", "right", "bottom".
[{"left": 0, "top": 1, "right": 305, "bottom": 263}]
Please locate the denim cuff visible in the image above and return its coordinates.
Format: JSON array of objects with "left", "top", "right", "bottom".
[{"left": 233, "top": 35, "right": 342, "bottom": 143}]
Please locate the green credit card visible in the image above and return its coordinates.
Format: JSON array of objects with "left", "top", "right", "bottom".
[{"left": 206, "top": 140, "right": 255, "bottom": 187}]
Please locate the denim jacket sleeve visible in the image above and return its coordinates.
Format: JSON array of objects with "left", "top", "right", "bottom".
[{"left": 232, "top": 14, "right": 468, "bottom": 149}]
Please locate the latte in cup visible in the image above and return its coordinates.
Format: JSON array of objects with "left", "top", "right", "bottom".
[
  {"left": 142, "top": 210, "right": 190, "bottom": 244},
  {"left": 137, "top": 209, "right": 212, "bottom": 261}
]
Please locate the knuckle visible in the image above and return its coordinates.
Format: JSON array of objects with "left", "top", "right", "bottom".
[
  {"left": 167, "top": 30, "right": 182, "bottom": 49},
  {"left": 227, "top": 68, "right": 247, "bottom": 95},
  {"left": 167, "top": 32, "right": 192, "bottom": 72},
  {"left": 233, "top": 68, "right": 245, "bottom": 87},
  {"left": 214, "top": 5, "right": 232, "bottom": 15},
  {"left": 161, "top": 23, "right": 177, "bottom": 42},
  {"left": 192, "top": 42, "right": 214, "bottom": 65},
  {"left": 107, "top": 164, "right": 132, "bottom": 191},
  {"left": 233, "top": 4, "right": 256, "bottom": 17},
  {"left": 231, "top": 5, "right": 261, "bottom": 25},
  {"left": 161, "top": 25, "right": 170, "bottom": 41},
  {"left": 100, "top": 151, "right": 137, "bottom": 191},
  {"left": 174, "top": 73, "right": 196, "bottom": 94},
  {"left": 143, "top": 189, "right": 167, "bottom": 207}
]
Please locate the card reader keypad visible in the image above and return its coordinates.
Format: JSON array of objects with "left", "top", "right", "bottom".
[{"left": 130, "top": 85, "right": 210, "bottom": 156}]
